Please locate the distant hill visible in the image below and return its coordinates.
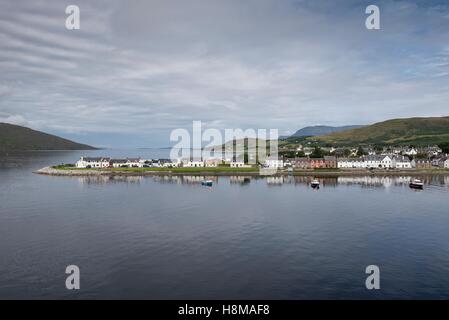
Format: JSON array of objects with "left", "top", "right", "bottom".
[
  {"left": 291, "top": 125, "right": 365, "bottom": 137},
  {"left": 313, "top": 116, "right": 449, "bottom": 146},
  {"left": 0, "top": 123, "right": 97, "bottom": 151}
]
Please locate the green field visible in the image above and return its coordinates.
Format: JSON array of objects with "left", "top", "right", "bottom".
[{"left": 52, "top": 165, "right": 259, "bottom": 173}]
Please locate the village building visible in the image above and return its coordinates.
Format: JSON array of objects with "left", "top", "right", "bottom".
[
  {"left": 75, "top": 157, "right": 110, "bottom": 168},
  {"left": 205, "top": 158, "right": 221, "bottom": 167},
  {"left": 183, "top": 159, "right": 204, "bottom": 167},
  {"left": 425, "top": 146, "right": 443, "bottom": 156},
  {"left": 337, "top": 158, "right": 351, "bottom": 169},
  {"left": 157, "top": 159, "right": 176, "bottom": 167},
  {"left": 432, "top": 157, "right": 446, "bottom": 168},
  {"left": 310, "top": 158, "right": 326, "bottom": 169},
  {"left": 392, "top": 156, "right": 412, "bottom": 169},
  {"left": 414, "top": 159, "right": 432, "bottom": 169},
  {"left": 337, "top": 158, "right": 365, "bottom": 169},
  {"left": 404, "top": 148, "right": 418, "bottom": 156},
  {"left": 291, "top": 157, "right": 311, "bottom": 169},
  {"left": 364, "top": 155, "right": 382, "bottom": 169},
  {"left": 379, "top": 155, "right": 393, "bottom": 168},
  {"left": 303, "top": 147, "right": 313, "bottom": 156},
  {"left": 445, "top": 158, "right": 449, "bottom": 169},
  {"left": 140, "top": 159, "right": 151, "bottom": 167},
  {"left": 264, "top": 156, "right": 284, "bottom": 168},
  {"left": 324, "top": 156, "right": 337, "bottom": 168},
  {"left": 110, "top": 159, "right": 128, "bottom": 168},
  {"left": 126, "top": 158, "right": 141, "bottom": 167},
  {"left": 230, "top": 161, "right": 248, "bottom": 168}
]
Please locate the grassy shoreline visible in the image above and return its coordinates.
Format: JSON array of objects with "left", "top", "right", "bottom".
[{"left": 34, "top": 166, "right": 449, "bottom": 177}]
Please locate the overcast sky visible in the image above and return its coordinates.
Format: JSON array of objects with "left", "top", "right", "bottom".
[{"left": 1, "top": 0, "right": 449, "bottom": 147}]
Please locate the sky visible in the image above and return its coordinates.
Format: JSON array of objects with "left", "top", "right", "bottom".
[{"left": 1, "top": 0, "right": 449, "bottom": 148}]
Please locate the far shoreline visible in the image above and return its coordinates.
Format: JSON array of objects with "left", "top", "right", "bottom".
[{"left": 33, "top": 166, "right": 449, "bottom": 177}]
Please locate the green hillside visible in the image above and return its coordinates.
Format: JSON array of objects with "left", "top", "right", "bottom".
[
  {"left": 0, "top": 123, "right": 97, "bottom": 151},
  {"left": 313, "top": 116, "right": 449, "bottom": 146}
]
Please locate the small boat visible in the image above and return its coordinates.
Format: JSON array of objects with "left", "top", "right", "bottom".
[
  {"left": 201, "top": 180, "right": 213, "bottom": 187},
  {"left": 311, "top": 179, "right": 320, "bottom": 188},
  {"left": 409, "top": 179, "right": 424, "bottom": 189}
]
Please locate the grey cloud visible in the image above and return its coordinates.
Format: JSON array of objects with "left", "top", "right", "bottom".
[{"left": 1, "top": 0, "right": 449, "bottom": 147}]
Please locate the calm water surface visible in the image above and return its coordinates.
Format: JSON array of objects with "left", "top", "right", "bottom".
[{"left": 1, "top": 150, "right": 449, "bottom": 299}]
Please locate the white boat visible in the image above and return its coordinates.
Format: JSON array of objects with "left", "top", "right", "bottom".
[
  {"left": 201, "top": 180, "right": 213, "bottom": 187},
  {"left": 409, "top": 179, "right": 423, "bottom": 189},
  {"left": 311, "top": 179, "right": 320, "bottom": 188}
]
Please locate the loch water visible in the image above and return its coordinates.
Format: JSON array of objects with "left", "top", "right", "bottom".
[{"left": 1, "top": 150, "right": 449, "bottom": 299}]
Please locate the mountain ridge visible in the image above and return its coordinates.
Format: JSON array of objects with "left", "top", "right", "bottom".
[
  {"left": 313, "top": 116, "right": 449, "bottom": 146},
  {"left": 291, "top": 125, "right": 365, "bottom": 137},
  {"left": 0, "top": 123, "right": 97, "bottom": 151}
]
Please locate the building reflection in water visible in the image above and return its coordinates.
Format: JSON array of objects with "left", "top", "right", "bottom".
[
  {"left": 264, "top": 176, "right": 339, "bottom": 187},
  {"left": 150, "top": 175, "right": 219, "bottom": 185},
  {"left": 229, "top": 176, "right": 251, "bottom": 185},
  {"left": 266, "top": 176, "right": 284, "bottom": 185},
  {"left": 180, "top": 176, "right": 218, "bottom": 185},
  {"left": 337, "top": 176, "right": 394, "bottom": 188},
  {"left": 77, "top": 175, "right": 143, "bottom": 185},
  {"left": 76, "top": 174, "right": 449, "bottom": 189}
]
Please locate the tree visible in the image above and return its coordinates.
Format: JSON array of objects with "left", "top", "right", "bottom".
[
  {"left": 356, "top": 146, "right": 367, "bottom": 157},
  {"left": 279, "top": 150, "right": 296, "bottom": 158},
  {"left": 296, "top": 150, "right": 306, "bottom": 157},
  {"left": 374, "top": 145, "right": 384, "bottom": 152},
  {"left": 310, "top": 146, "right": 325, "bottom": 158},
  {"left": 439, "top": 142, "right": 449, "bottom": 154},
  {"left": 415, "top": 153, "right": 428, "bottom": 160},
  {"left": 343, "top": 149, "right": 351, "bottom": 157}
]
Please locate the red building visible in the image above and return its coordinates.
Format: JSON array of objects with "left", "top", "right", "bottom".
[
  {"left": 324, "top": 156, "right": 337, "bottom": 168},
  {"left": 310, "top": 158, "right": 326, "bottom": 169}
]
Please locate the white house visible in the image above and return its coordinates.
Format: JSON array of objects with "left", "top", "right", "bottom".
[
  {"left": 139, "top": 159, "right": 150, "bottom": 167},
  {"left": 337, "top": 158, "right": 351, "bottom": 168},
  {"left": 353, "top": 158, "right": 366, "bottom": 168},
  {"left": 338, "top": 158, "right": 364, "bottom": 169},
  {"left": 157, "top": 159, "right": 176, "bottom": 167},
  {"left": 445, "top": 158, "right": 449, "bottom": 169},
  {"left": 303, "top": 148, "right": 313, "bottom": 156},
  {"left": 170, "top": 158, "right": 182, "bottom": 167},
  {"left": 404, "top": 148, "right": 417, "bottom": 156},
  {"left": 364, "top": 155, "right": 381, "bottom": 169},
  {"left": 432, "top": 158, "right": 445, "bottom": 167},
  {"left": 392, "top": 156, "right": 412, "bottom": 169},
  {"left": 205, "top": 158, "right": 220, "bottom": 167},
  {"left": 75, "top": 157, "right": 110, "bottom": 168},
  {"left": 379, "top": 155, "right": 393, "bottom": 168},
  {"left": 264, "top": 156, "right": 284, "bottom": 169},
  {"left": 230, "top": 161, "right": 247, "bottom": 168},
  {"left": 110, "top": 159, "right": 128, "bottom": 168},
  {"left": 183, "top": 160, "right": 204, "bottom": 167},
  {"left": 126, "top": 158, "right": 141, "bottom": 167}
]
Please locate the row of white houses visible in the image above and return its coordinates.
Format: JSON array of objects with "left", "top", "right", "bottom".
[
  {"left": 75, "top": 155, "right": 448, "bottom": 170},
  {"left": 75, "top": 157, "right": 180, "bottom": 168},
  {"left": 75, "top": 157, "right": 252, "bottom": 169},
  {"left": 337, "top": 155, "right": 413, "bottom": 169}
]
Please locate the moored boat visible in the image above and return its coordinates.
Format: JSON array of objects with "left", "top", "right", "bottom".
[
  {"left": 409, "top": 179, "right": 424, "bottom": 189},
  {"left": 201, "top": 180, "right": 213, "bottom": 187},
  {"left": 311, "top": 179, "right": 320, "bottom": 188}
]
